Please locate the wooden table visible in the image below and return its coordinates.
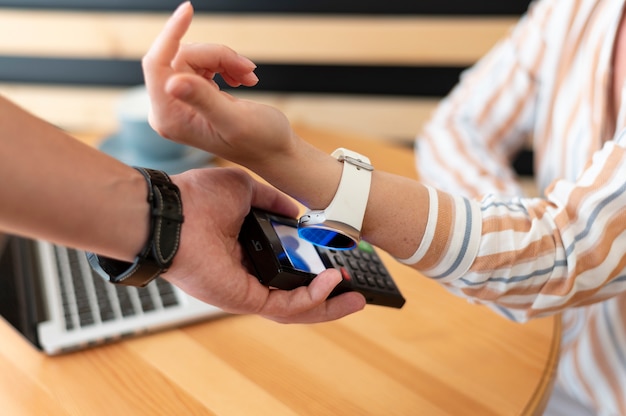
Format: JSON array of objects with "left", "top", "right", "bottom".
[{"left": 0, "top": 124, "right": 560, "bottom": 416}]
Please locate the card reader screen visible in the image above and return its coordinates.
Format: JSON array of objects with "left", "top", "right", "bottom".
[{"left": 271, "top": 222, "right": 326, "bottom": 274}]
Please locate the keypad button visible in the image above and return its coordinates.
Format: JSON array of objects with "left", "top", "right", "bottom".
[
  {"left": 332, "top": 245, "right": 403, "bottom": 306},
  {"left": 354, "top": 273, "right": 366, "bottom": 285},
  {"left": 358, "top": 260, "right": 370, "bottom": 273},
  {"left": 347, "top": 258, "right": 359, "bottom": 271},
  {"left": 340, "top": 267, "right": 351, "bottom": 281}
]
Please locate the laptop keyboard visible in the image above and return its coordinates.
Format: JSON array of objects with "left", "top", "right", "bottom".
[{"left": 54, "top": 245, "right": 180, "bottom": 331}]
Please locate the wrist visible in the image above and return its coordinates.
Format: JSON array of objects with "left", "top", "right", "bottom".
[
  {"left": 87, "top": 167, "right": 184, "bottom": 287},
  {"left": 123, "top": 169, "right": 152, "bottom": 260},
  {"left": 248, "top": 139, "right": 342, "bottom": 210},
  {"left": 297, "top": 148, "right": 373, "bottom": 250},
  {"left": 82, "top": 167, "right": 149, "bottom": 262}
]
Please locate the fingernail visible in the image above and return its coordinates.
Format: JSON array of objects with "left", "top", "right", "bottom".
[
  {"left": 239, "top": 55, "right": 257, "bottom": 70},
  {"left": 244, "top": 72, "right": 259, "bottom": 84},
  {"left": 174, "top": 1, "right": 191, "bottom": 16}
]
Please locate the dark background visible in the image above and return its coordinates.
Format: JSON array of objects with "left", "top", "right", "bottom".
[
  {"left": 0, "top": 0, "right": 533, "bottom": 95},
  {"left": 0, "top": 0, "right": 535, "bottom": 173},
  {"left": 0, "top": 1, "right": 532, "bottom": 14}
]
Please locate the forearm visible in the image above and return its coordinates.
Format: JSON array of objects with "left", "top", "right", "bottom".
[
  {"left": 245, "top": 137, "right": 429, "bottom": 260},
  {"left": 0, "top": 96, "right": 148, "bottom": 261},
  {"left": 416, "top": 0, "right": 545, "bottom": 199}
]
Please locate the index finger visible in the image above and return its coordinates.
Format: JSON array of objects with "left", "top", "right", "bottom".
[
  {"left": 250, "top": 180, "right": 300, "bottom": 219},
  {"left": 143, "top": 1, "right": 194, "bottom": 68}
]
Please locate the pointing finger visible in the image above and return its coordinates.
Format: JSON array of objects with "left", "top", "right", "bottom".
[{"left": 143, "top": 1, "right": 194, "bottom": 69}]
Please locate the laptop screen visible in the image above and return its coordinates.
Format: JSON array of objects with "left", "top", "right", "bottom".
[
  {"left": 0, "top": 234, "right": 225, "bottom": 355},
  {"left": 0, "top": 235, "right": 43, "bottom": 347}
]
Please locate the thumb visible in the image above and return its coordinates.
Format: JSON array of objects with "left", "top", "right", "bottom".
[{"left": 307, "top": 268, "right": 344, "bottom": 302}]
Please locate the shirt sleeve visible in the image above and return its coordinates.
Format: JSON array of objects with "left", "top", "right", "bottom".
[
  {"left": 404, "top": 134, "right": 626, "bottom": 322},
  {"left": 444, "top": 137, "right": 626, "bottom": 322},
  {"left": 409, "top": 0, "right": 626, "bottom": 322},
  {"left": 416, "top": 0, "right": 549, "bottom": 199}
]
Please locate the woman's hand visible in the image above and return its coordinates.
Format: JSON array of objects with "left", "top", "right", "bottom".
[{"left": 142, "top": 2, "right": 296, "bottom": 167}]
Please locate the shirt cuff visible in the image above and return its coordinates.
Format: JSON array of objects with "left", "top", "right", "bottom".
[{"left": 396, "top": 186, "right": 482, "bottom": 282}]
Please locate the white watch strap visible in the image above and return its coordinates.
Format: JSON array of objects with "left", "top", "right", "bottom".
[{"left": 324, "top": 148, "right": 373, "bottom": 232}]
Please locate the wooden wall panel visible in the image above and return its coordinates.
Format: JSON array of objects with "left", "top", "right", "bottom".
[
  {"left": 0, "top": 2, "right": 530, "bottom": 147},
  {"left": 0, "top": 11, "right": 514, "bottom": 66}
]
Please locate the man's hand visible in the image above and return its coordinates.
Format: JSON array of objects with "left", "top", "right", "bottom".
[{"left": 164, "top": 168, "right": 366, "bottom": 323}]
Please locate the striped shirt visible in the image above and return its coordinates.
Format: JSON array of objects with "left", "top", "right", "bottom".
[{"left": 412, "top": 0, "right": 626, "bottom": 413}]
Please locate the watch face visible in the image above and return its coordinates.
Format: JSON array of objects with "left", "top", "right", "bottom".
[{"left": 297, "top": 227, "right": 357, "bottom": 250}]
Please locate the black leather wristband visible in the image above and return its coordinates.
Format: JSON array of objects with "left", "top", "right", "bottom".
[{"left": 87, "top": 167, "right": 184, "bottom": 287}]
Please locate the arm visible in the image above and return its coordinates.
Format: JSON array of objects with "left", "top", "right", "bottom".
[
  {"left": 143, "top": 2, "right": 429, "bottom": 261},
  {"left": 0, "top": 94, "right": 365, "bottom": 323},
  {"left": 416, "top": 0, "right": 546, "bottom": 199},
  {"left": 145, "top": 2, "right": 626, "bottom": 321},
  {"left": 0, "top": 94, "right": 149, "bottom": 261}
]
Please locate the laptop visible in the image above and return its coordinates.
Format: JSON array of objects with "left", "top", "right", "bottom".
[{"left": 0, "top": 234, "right": 226, "bottom": 355}]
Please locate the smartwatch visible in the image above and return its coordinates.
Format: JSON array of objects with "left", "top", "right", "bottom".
[
  {"left": 87, "top": 167, "right": 184, "bottom": 287},
  {"left": 297, "top": 148, "right": 373, "bottom": 250}
]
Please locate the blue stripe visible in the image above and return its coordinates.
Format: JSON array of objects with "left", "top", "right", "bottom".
[
  {"left": 463, "top": 180, "right": 626, "bottom": 287},
  {"left": 564, "top": 180, "right": 626, "bottom": 257},
  {"left": 602, "top": 301, "right": 626, "bottom": 372},
  {"left": 433, "top": 198, "right": 473, "bottom": 280},
  {"left": 610, "top": 275, "right": 626, "bottom": 284},
  {"left": 480, "top": 200, "right": 528, "bottom": 213},
  {"left": 458, "top": 260, "right": 567, "bottom": 286},
  {"left": 493, "top": 304, "right": 518, "bottom": 322}
]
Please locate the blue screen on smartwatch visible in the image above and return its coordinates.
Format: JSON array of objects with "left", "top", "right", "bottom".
[{"left": 297, "top": 227, "right": 356, "bottom": 250}]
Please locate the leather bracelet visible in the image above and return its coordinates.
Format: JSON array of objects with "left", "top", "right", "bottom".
[{"left": 87, "top": 167, "right": 184, "bottom": 287}]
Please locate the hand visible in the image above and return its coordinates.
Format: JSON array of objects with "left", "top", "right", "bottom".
[
  {"left": 143, "top": 2, "right": 296, "bottom": 167},
  {"left": 143, "top": 2, "right": 344, "bottom": 211},
  {"left": 164, "top": 167, "right": 366, "bottom": 323}
]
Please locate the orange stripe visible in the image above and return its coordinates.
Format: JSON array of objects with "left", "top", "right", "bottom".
[
  {"left": 535, "top": 251, "right": 626, "bottom": 314},
  {"left": 457, "top": 278, "right": 622, "bottom": 319},
  {"left": 481, "top": 213, "right": 532, "bottom": 234},
  {"left": 553, "top": 144, "right": 626, "bottom": 228},
  {"left": 584, "top": 0, "right": 613, "bottom": 147},
  {"left": 415, "top": 190, "right": 454, "bottom": 271},
  {"left": 557, "top": 2, "right": 606, "bottom": 179},
  {"left": 569, "top": 208, "right": 626, "bottom": 279},
  {"left": 421, "top": 110, "right": 491, "bottom": 199},
  {"left": 421, "top": 50, "right": 517, "bottom": 198},
  {"left": 471, "top": 233, "right": 556, "bottom": 271},
  {"left": 419, "top": 128, "right": 480, "bottom": 196},
  {"left": 540, "top": 211, "right": 626, "bottom": 298},
  {"left": 450, "top": 113, "right": 511, "bottom": 196},
  {"left": 484, "top": 84, "right": 534, "bottom": 154},
  {"left": 535, "top": 0, "right": 584, "bottom": 169},
  {"left": 585, "top": 309, "right": 623, "bottom": 410},
  {"left": 570, "top": 340, "right": 596, "bottom": 410},
  {"left": 462, "top": 232, "right": 626, "bottom": 314},
  {"left": 615, "top": 298, "right": 626, "bottom": 411},
  {"left": 458, "top": 282, "right": 546, "bottom": 306},
  {"left": 476, "top": 28, "right": 540, "bottom": 155}
]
